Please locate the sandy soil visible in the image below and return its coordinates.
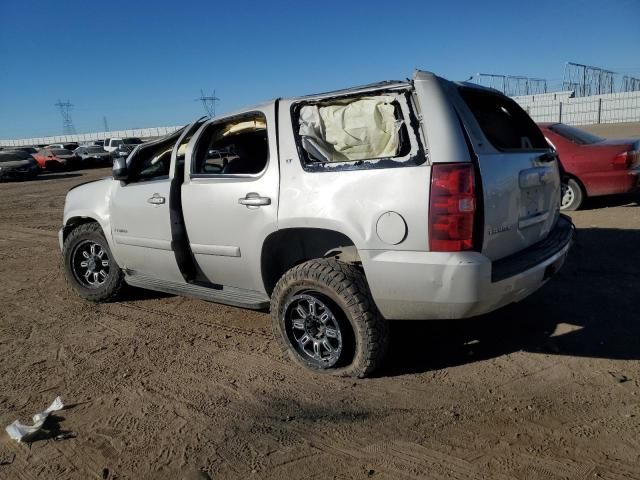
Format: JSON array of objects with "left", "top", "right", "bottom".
[{"left": 0, "top": 167, "right": 639, "bottom": 480}]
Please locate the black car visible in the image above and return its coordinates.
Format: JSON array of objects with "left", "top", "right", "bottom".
[
  {"left": 0, "top": 150, "right": 39, "bottom": 180},
  {"left": 5, "top": 146, "right": 38, "bottom": 155},
  {"left": 74, "top": 145, "right": 112, "bottom": 166}
]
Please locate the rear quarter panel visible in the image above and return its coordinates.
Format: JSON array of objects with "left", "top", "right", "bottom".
[
  {"left": 545, "top": 129, "right": 634, "bottom": 196},
  {"left": 277, "top": 97, "right": 431, "bottom": 252}
]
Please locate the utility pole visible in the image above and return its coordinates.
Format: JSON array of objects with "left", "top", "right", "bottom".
[
  {"left": 55, "top": 99, "right": 75, "bottom": 135},
  {"left": 196, "top": 89, "right": 220, "bottom": 117},
  {"left": 103, "top": 116, "right": 109, "bottom": 132}
]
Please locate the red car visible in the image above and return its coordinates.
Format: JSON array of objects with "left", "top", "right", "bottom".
[
  {"left": 538, "top": 123, "right": 640, "bottom": 210},
  {"left": 32, "top": 148, "right": 79, "bottom": 170}
]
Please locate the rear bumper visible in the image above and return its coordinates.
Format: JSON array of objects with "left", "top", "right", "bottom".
[{"left": 362, "top": 215, "right": 573, "bottom": 320}]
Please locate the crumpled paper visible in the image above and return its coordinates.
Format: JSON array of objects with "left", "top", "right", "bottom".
[{"left": 5, "top": 396, "right": 64, "bottom": 442}]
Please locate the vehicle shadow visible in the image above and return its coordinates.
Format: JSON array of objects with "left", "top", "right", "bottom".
[
  {"left": 580, "top": 192, "right": 640, "bottom": 210},
  {"left": 381, "top": 227, "right": 640, "bottom": 376},
  {"left": 33, "top": 173, "right": 83, "bottom": 181}
]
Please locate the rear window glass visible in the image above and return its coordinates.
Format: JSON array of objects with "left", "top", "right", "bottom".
[
  {"left": 459, "top": 87, "right": 547, "bottom": 150},
  {"left": 548, "top": 124, "right": 603, "bottom": 145}
]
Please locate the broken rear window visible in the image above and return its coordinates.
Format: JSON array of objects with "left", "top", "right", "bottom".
[{"left": 293, "top": 92, "right": 423, "bottom": 171}]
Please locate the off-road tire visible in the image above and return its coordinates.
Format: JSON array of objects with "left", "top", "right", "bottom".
[
  {"left": 62, "top": 222, "right": 125, "bottom": 302},
  {"left": 270, "top": 258, "right": 389, "bottom": 378},
  {"left": 561, "top": 178, "right": 584, "bottom": 211}
]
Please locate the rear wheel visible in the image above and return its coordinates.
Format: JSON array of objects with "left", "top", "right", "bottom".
[
  {"left": 561, "top": 178, "right": 583, "bottom": 211},
  {"left": 270, "top": 259, "right": 389, "bottom": 378},
  {"left": 63, "top": 223, "right": 125, "bottom": 302}
]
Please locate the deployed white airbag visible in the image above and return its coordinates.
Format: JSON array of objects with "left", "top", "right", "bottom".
[{"left": 299, "top": 96, "right": 403, "bottom": 162}]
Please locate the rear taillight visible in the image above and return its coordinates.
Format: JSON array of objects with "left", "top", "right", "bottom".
[
  {"left": 429, "top": 163, "right": 476, "bottom": 252},
  {"left": 613, "top": 150, "right": 639, "bottom": 169}
]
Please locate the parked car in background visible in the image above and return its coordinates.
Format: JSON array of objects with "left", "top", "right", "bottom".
[
  {"left": 5, "top": 146, "right": 38, "bottom": 155},
  {"left": 104, "top": 137, "right": 143, "bottom": 153},
  {"left": 0, "top": 150, "right": 39, "bottom": 180},
  {"left": 110, "top": 142, "right": 139, "bottom": 162},
  {"left": 33, "top": 148, "right": 79, "bottom": 170},
  {"left": 538, "top": 123, "right": 640, "bottom": 210},
  {"left": 60, "top": 71, "right": 572, "bottom": 377},
  {"left": 46, "top": 142, "right": 79, "bottom": 151},
  {"left": 74, "top": 145, "right": 112, "bottom": 166}
]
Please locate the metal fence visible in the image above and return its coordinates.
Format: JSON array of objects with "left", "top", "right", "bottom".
[
  {"left": 513, "top": 90, "right": 640, "bottom": 125},
  {"left": 0, "top": 126, "right": 183, "bottom": 147},
  {"left": 2, "top": 90, "right": 640, "bottom": 146}
]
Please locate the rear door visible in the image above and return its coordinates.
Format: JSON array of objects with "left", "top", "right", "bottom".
[
  {"left": 181, "top": 105, "right": 279, "bottom": 293},
  {"left": 457, "top": 87, "right": 561, "bottom": 259},
  {"left": 447, "top": 84, "right": 561, "bottom": 260}
]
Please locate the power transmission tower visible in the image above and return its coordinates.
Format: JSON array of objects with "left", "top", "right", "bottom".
[
  {"left": 103, "top": 116, "right": 109, "bottom": 131},
  {"left": 55, "top": 99, "right": 76, "bottom": 135},
  {"left": 196, "top": 89, "right": 220, "bottom": 117}
]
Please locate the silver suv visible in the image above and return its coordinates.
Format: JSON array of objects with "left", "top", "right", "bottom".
[{"left": 60, "top": 71, "right": 573, "bottom": 377}]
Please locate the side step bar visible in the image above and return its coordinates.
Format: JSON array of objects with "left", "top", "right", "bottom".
[{"left": 124, "top": 272, "right": 270, "bottom": 310}]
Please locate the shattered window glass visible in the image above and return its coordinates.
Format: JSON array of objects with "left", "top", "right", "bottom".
[{"left": 298, "top": 96, "right": 408, "bottom": 163}]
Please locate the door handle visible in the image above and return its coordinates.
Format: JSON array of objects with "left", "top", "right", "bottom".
[
  {"left": 147, "top": 193, "right": 166, "bottom": 205},
  {"left": 238, "top": 192, "right": 271, "bottom": 207}
]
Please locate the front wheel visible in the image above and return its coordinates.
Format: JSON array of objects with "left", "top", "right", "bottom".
[
  {"left": 62, "top": 222, "right": 125, "bottom": 302},
  {"left": 270, "top": 259, "right": 389, "bottom": 378},
  {"left": 561, "top": 178, "right": 584, "bottom": 211}
]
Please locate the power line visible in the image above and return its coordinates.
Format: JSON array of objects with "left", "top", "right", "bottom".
[
  {"left": 54, "top": 99, "right": 75, "bottom": 135},
  {"left": 196, "top": 89, "right": 220, "bottom": 117}
]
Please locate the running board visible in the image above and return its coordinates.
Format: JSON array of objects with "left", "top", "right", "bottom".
[{"left": 124, "top": 272, "right": 270, "bottom": 310}]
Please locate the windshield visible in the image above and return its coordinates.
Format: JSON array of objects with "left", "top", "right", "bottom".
[
  {"left": 549, "top": 123, "right": 603, "bottom": 145},
  {"left": 123, "top": 137, "right": 143, "bottom": 145},
  {"left": 86, "top": 146, "right": 104, "bottom": 153}
]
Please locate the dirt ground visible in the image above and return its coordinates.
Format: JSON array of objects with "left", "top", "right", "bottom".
[
  {"left": 0, "top": 160, "right": 639, "bottom": 479},
  {"left": 580, "top": 121, "right": 640, "bottom": 138}
]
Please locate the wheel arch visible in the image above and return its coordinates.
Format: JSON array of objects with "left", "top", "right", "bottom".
[
  {"left": 562, "top": 172, "right": 589, "bottom": 198},
  {"left": 260, "top": 228, "right": 359, "bottom": 296},
  {"left": 62, "top": 216, "right": 102, "bottom": 243}
]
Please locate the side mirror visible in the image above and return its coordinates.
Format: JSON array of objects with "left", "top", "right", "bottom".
[{"left": 112, "top": 157, "right": 129, "bottom": 181}]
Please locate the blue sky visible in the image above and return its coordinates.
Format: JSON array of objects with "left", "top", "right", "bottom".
[{"left": 1, "top": 0, "right": 638, "bottom": 139}]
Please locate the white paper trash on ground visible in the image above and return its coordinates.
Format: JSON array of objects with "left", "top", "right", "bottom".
[{"left": 5, "top": 396, "right": 64, "bottom": 442}]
